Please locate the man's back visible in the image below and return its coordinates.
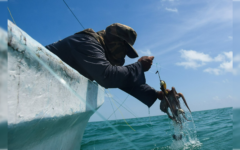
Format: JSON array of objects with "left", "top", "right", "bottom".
[{"left": 46, "top": 33, "right": 105, "bottom": 81}]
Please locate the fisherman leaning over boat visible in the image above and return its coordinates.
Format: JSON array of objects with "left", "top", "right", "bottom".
[{"left": 45, "top": 23, "right": 168, "bottom": 108}]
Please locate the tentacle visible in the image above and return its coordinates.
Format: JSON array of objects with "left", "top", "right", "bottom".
[
  {"left": 182, "top": 113, "right": 191, "bottom": 122},
  {"left": 175, "top": 116, "right": 182, "bottom": 128},
  {"left": 172, "top": 87, "right": 177, "bottom": 93},
  {"left": 172, "top": 87, "right": 181, "bottom": 108},
  {"left": 178, "top": 93, "right": 191, "bottom": 113},
  {"left": 168, "top": 110, "right": 182, "bottom": 127},
  {"left": 167, "top": 110, "right": 174, "bottom": 120},
  {"left": 164, "top": 96, "right": 177, "bottom": 118}
]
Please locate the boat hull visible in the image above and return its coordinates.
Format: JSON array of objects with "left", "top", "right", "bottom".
[{"left": 7, "top": 20, "right": 105, "bottom": 150}]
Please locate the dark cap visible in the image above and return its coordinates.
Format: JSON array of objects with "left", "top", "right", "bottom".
[{"left": 105, "top": 23, "right": 138, "bottom": 58}]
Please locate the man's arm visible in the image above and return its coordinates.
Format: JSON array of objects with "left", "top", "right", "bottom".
[{"left": 71, "top": 34, "right": 145, "bottom": 88}]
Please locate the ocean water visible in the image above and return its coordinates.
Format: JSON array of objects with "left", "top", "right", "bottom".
[{"left": 81, "top": 107, "right": 232, "bottom": 150}]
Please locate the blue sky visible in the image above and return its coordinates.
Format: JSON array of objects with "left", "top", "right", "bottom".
[
  {"left": 5, "top": 0, "right": 240, "bottom": 122},
  {"left": 0, "top": 1, "right": 7, "bottom": 30}
]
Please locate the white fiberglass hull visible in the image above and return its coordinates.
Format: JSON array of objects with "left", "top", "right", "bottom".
[{"left": 7, "top": 20, "right": 104, "bottom": 150}]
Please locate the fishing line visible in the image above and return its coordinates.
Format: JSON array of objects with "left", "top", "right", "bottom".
[
  {"left": 7, "top": 7, "right": 16, "bottom": 25},
  {"left": 105, "top": 90, "right": 148, "bottom": 126},
  {"left": 106, "top": 91, "right": 136, "bottom": 131},
  {"left": 107, "top": 91, "right": 130, "bottom": 120},
  {"left": 152, "top": 62, "right": 178, "bottom": 73},
  {"left": 107, "top": 92, "right": 117, "bottom": 122},
  {"left": 106, "top": 90, "right": 137, "bottom": 120},
  {"left": 155, "top": 63, "right": 162, "bottom": 81},
  {"left": 121, "top": 103, "right": 138, "bottom": 118},
  {"left": 63, "top": 0, "right": 85, "bottom": 29},
  {"left": 148, "top": 108, "right": 159, "bottom": 149},
  {"left": 106, "top": 89, "right": 166, "bottom": 136},
  {"left": 106, "top": 89, "right": 160, "bottom": 134},
  {"left": 106, "top": 89, "right": 153, "bottom": 131}
]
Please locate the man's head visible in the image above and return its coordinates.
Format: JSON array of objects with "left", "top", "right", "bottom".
[{"left": 102, "top": 23, "right": 139, "bottom": 66}]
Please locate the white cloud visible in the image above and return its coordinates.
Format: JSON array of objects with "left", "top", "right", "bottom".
[
  {"left": 179, "top": 49, "right": 212, "bottom": 62},
  {"left": 210, "top": 52, "right": 233, "bottom": 74},
  {"left": 204, "top": 68, "right": 221, "bottom": 75},
  {"left": 228, "top": 36, "right": 233, "bottom": 40},
  {"left": 176, "top": 61, "right": 205, "bottom": 69},
  {"left": 214, "top": 51, "right": 233, "bottom": 72},
  {"left": 224, "top": 51, "right": 233, "bottom": 59},
  {"left": 165, "top": 7, "right": 178, "bottom": 13},
  {"left": 140, "top": 49, "right": 152, "bottom": 56},
  {"left": 214, "top": 54, "right": 225, "bottom": 62},
  {"left": 176, "top": 50, "right": 237, "bottom": 75},
  {"left": 219, "top": 60, "right": 233, "bottom": 71},
  {"left": 176, "top": 49, "right": 211, "bottom": 69}
]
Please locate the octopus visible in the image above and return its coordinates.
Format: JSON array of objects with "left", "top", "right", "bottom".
[{"left": 160, "top": 86, "right": 191, "bottom": 125}]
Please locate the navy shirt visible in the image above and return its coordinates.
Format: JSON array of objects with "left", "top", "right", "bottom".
[{"left": 45, "top": 33, "right": 158, "bottom": 107}]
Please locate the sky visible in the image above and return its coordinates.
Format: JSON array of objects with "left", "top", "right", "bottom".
[{"left": 4, "top": 0, "right": 240, "bottom": 122}]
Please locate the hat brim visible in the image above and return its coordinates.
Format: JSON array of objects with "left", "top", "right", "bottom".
[{"left": 126, "top": 42, "right": 138, "bottom": 58}]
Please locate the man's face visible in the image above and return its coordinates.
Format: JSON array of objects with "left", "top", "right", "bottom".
[
  {"left": 106, "top": 40, "right": 128, "bottom": 59},
  {"left": 104, "top": 36, "right": 129, "bottom": 66}
]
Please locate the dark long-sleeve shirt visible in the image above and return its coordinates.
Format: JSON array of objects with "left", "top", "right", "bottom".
[{"left": 45, "top": 33, "right": 158, "bottom": 107}]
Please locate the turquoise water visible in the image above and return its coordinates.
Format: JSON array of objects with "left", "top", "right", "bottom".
[{"left": 81, "top": 107, "right": 232, "bottom": 150}]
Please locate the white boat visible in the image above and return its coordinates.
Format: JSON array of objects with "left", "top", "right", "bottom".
[
  {"left": 0, "top": 27, "right": 8, "bottom": 150},
  {"left": 7, "top": 20, "right": 105, "bottom": 150}
]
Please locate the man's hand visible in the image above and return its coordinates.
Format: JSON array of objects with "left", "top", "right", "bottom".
[
  {"left": 157, "top": 89, "right": 171, "bottom": 101},
  {"left": 138, "top": 56, "right": 154, "bottom": 72}
]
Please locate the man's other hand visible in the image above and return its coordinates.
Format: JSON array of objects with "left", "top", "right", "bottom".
[{"left": 138, "top": 56, "right": 154, "bottom": 72}]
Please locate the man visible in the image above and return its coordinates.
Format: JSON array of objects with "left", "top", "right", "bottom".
[{"left": 45, "top": 23, "right": 165, "bottom": 108}]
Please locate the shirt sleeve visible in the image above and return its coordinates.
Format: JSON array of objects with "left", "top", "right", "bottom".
[{"left": 120, "top": 84, "right": 158, "bottom": 108}]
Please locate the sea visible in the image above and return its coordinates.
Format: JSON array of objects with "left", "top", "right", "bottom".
[{"left": 81, "top": 107, "right": 232, "bottom": 150}]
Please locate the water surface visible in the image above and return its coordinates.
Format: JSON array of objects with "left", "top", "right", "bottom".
[{"left": 81, "top": 107, "right": 232, "bottom": 150}]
